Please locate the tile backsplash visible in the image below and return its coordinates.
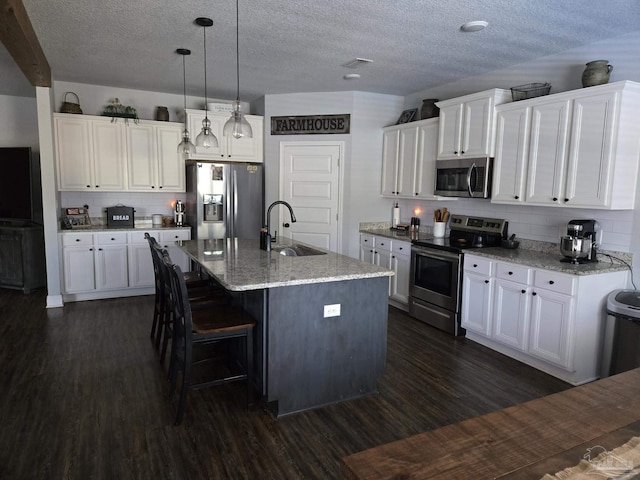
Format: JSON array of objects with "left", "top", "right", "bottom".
[{"left": 60, "top": 191, "right": 186, "bottom": 222}]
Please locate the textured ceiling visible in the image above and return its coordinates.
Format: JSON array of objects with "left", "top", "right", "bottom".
[{"left": 3, "top": 0, "right": 640, "bottom": 100}]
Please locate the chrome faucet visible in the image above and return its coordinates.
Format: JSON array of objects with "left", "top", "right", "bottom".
[{"left": 264, "top": 201, "right": 296, "bottom": 251}]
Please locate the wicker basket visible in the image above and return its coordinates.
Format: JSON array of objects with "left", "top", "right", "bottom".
[
  {"left": 510, "top": 83, "right": 551, "bottom": 101},
  {"left": 60, "top": 92, "right": 83, "bottom": 114}
]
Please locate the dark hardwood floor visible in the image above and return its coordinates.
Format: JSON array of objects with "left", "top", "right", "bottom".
[{"left": 0, "top": 288, "right": 570, "bottom": 479}]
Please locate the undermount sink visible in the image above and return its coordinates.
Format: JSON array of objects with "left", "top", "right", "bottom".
[{"left": 272, "top": 244, "right": 326, "bottom": 257}]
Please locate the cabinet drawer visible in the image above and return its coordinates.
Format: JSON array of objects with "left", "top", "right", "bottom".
[
  {"left": 61, "top": 232, "right": 94, "bottom": 246},
  {"left": 360, "top": 233, "right": 375, "bottom": 247},
  {"left": 160, "top": 229, "right": 190, "bottom": 245},
  {"left": 464, "top": 255, "right": 492, "bottom": 276},
  {"left": 95, "top": 232, "right": 128, "bottom": 245},
  {"left": 392, "top": 241, "right": 410, "bottom": 256},
  {"left": 129, "top": 230, "right": 161, "bottom": 244},
  {"left": 495, "top": 262, "right": 531, "bottom": 284},
  {"left": 534, "top": 270, "right": 575, "bottom": 295}
]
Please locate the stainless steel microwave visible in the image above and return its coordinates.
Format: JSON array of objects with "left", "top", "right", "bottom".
[{"left": 434, "top": 157, "right": 492, "bottom": 198}]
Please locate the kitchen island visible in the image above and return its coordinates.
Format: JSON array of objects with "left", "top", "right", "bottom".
[{"left": 177, "top": 237, "right": 394, "bottom": 416}]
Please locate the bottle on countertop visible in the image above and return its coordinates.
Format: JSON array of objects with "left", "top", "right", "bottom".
[{"left": 392, "top": 202, "right": 400, "bottom": 229}]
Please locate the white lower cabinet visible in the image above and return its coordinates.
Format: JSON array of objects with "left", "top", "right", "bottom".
[
  {"left": 60, "top": 228, "right": 191, "bottom": 301},
  {"left": 462, "top": 254, "right": 627, "bottom": 385},
  {"left": 359, "top": 233, "right": 410, "bottom": 308}
]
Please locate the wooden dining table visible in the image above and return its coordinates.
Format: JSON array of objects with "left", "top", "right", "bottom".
[{"left": 342, "top": 368, "right": 640, "bottom": 479}]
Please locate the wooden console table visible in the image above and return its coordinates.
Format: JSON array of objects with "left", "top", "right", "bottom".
[{"left": 342, "top": 368, "right": 640, "bottom": 480}]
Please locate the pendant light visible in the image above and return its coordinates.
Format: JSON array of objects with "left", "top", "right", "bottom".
[
  {"left": 177, "top": 48, "right": 196, "bottom": 155},
  {"left": 223, "top": 0, "right": 253, "bottom": 139},
  {"left": 195, "top": 17, "right": 218, "bottom": 149}
]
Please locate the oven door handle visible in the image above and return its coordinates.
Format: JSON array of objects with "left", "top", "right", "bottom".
[
  {"left": 466, "top": 162, "right": 477, "bottom": 197},
  {"left": 412, "top": 247, "right": 460, "bottom": 262}
]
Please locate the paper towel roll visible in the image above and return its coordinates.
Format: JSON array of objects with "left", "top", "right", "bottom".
[{"left": 392, "top": 206, "right": 400, "bottom": 228}]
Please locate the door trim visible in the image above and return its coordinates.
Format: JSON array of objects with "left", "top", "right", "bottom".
[{"left": 279, "top": 141, "right": 344, "bottom": 253}]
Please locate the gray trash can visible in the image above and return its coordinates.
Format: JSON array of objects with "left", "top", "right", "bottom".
[{"left": 605, "top": 289, "right": 640, "bottom": 376}]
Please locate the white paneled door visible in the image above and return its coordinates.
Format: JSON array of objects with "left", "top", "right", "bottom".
[{"left": 280, "top": 142, "right": 342, "bottom": 252}]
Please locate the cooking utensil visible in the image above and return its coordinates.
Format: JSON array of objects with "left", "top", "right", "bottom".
[{"left": 509, "top": 233, "right": 516, "bottom": 241}]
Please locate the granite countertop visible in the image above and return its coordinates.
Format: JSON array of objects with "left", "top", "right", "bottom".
[
  {"left": 360, "top": 227, "right": 630, "bottom": 276},
  {"left": 177, "top": 237, "right": 394, "bottom": 291}
]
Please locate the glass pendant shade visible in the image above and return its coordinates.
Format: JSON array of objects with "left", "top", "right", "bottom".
[
  {"left": 223, "top": 100, "right": 253, "bottom": 138},
  {"left": 178, "top": 129, "right": 196, "bottom": 154}
]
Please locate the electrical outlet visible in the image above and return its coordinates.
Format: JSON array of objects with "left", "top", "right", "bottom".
[{"left": 324, "top": 304, "right": 341, "bottom": 318}]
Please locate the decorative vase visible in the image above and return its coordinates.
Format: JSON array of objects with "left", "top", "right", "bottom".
[
  {"left": 155, "top": 106, "right": 169, "bottom": 121},
  {"left": 581, "top": 60, "right": 613, "bottom": 88},
  {"left": 420, "top": 99, "right": 439, "bottom": 119}
]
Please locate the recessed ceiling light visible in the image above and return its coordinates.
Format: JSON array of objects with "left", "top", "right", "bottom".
[
  {"left": 460, "top": 20, "right": 488, "bottom": 32},
  {"left": 342, "top": 58, "right": 374, "bottom": 69},
  {"left": 343, "top": 73, "right": 361, "bottom": 80}
]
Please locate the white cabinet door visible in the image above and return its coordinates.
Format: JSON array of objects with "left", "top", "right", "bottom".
[
  {"left": 492, "top": 279, "right": 530, "bottom": 351},
  {"left": 91, "top": 120, "right": 127, "bottom": 191},
  {"left": 526, "top": 100, "right": 571, "bottom": 205},
  {"left": 55, "top": 116, "right": 93, "bottom": 191},
  {"left": 390, "top": 245, "right": 410, "bottom": 304},
  {"left": 564, "top": 91, "right": 617, "bottom": 207},
  {"left": 437, "top": 103, "right": 463, "bottom": 159},
  {"left": 94, "top": 245, "right": 129, "bottom": 290},
  {"left": 396, "top": 126, "right": 419, "bottom": 197},
  {"left": 462, "top": 96, "right": 493, "bottom": 157},
  {"left": 126, "top": 123, "right": 157, "bottom": 191},
  {"left": 492, "top": 106, "right": 531, "bottom": 204},
  {"left": 225, "top": 115, "right": 264, "bottom": 162},
  {"left": 528, "top": 288, "right": 575, "bottom": 369},
  {"left": 155, "top": 124, "right": 184, "bottom": 192},
  {"left": 63, "top": 246, "right": 96, "bottom": 293},
  {"left": 128, "top": 242, "right": 155, "bottom": 288},
  {"left": 461, "top": 271, "right": 493, "bottom": 336},
  {"left": 381, "top": 128, "right": 400, "bottom": 196},
  {"left": 415, "top": 120, "right": 439, "bottom": 198}
]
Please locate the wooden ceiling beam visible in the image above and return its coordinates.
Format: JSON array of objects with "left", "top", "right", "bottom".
[{"left": 0, "top": 0, "right": 50, "bottom": 87}]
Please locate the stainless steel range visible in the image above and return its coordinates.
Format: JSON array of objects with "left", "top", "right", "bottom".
[{"left": 409, "top": 214, "right": 508, "bottom": 336}]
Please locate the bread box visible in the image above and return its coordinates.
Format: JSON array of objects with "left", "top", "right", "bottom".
[{"left": 106, "top": 205, "right": 135, "bottom": 228}]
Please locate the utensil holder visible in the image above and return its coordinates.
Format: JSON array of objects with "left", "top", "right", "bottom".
[{"left": 433, "top": 222, "right": 446, "bottom": 238}]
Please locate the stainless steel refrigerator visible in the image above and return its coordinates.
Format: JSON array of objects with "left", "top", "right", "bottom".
[{"left": 185, "top": 161, "right": 264, "bottom": 240}]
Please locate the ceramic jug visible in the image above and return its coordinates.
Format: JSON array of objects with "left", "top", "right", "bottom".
[
  {"left": 581, "top": 60, "right": 613, "bottom": 88},
  {"left": 156, "top": 106, "right": 169, "bottom": 121},
  {"left": 420, "top": 99, "right": 439, "bottom": 119}
]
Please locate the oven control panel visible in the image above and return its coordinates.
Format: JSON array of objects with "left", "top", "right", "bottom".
[{"left": 450, "top": 215, "right": 507, "bottom": 235}]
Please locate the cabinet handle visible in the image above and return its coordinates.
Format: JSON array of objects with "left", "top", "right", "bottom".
[
  {"left": 98, "top": 248, "right": 103, "bottom": 251},
  {"left": 415, "top": 192, "right": 419, "bottom": 196},
  {"left": 454, "top": 151, "right": 458, "bottom": 154},
  {"left": 86, "top": 185, "right": 91, "bottom": 188},
  {"left": 392, "top": 255, "right": 396, "bottom": 259},
  {"left": 461, "top": 150, "right": 465, "bottom": 154},
  {"left": 111, "top": 237, "right": 115, "bottom": 241},
  {"left": 89, "top": 248, "right": 93, "bottom": 251},
  {"left": 96, "top": 185, "right": 99, "bottom": 188},
  {"left": 564, "top": 198, "right": 569, "bottom": 202},
  {"left": 514, "top": 195, "right": 519, "bottom": 200},
  {"left": 521, "top": 289, "right": 526, "bottom": 294},
  {"left": 364, "top": 239, "right": 368, "bottom": 243},
  {"left": 473, "top": 264, "right": 478, "bottom": 268},
  {"left": 508, "top": 271, "right": 513, "bottom": 275},
  {"left": 159, "top": 186, "right": 163, "bottom": 189},
  {"left": 549, "top": 280, "right": 555, "bottom": 285},
  {"left": 76, "top": 238, "right": 80, "bottom": 242},
  {"left": 399, "top": 247, "right": 403, "bottom": 251},
  {"left": 553, "top": 197, "right": 558, "bottom": 202},
  {"left": 151, "top": 186, "right": 155, "bottom": 189},
  {"left": 532, "top": 292, "right": 537, "bottom": 296},
  {"left": 484, "top": 280, "right": 489, "bottom": 284}
]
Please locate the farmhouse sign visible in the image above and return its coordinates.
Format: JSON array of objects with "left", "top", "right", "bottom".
[{"left": 271, "top": 114, "right": 350, "bottom": 135}]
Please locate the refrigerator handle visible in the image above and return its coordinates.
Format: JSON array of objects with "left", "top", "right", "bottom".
[{"left": 231, "top": 169, "right": 238, "bottom": 238}]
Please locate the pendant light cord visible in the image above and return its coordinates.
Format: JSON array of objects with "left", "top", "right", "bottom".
[
  {"left": 235, "top": 0, "right": 240, "bottom": 102},
  {"left": 182, "top": 54, "right": 188, "bottom": 111},
  {"left": 203, "top": 25, "right": 209, "bottom": 115}
]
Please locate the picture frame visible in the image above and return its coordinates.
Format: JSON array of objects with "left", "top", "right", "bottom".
[{"left": 396, "top": 108, "right": 417, "bottom": 124}]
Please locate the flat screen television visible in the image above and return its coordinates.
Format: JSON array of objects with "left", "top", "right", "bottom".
[{"left": 0, "top": 147, "right": 33, "bottom": 221}]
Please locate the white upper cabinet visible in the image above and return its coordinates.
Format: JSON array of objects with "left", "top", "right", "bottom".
[
  {"left": 435, "top": 89, "right": 511, "bottom": 160},
  {"left": 492, "top": 81, "right": 640, "bottom": 209},
  {"left": 381, "top": 118, "right": 440, "bottom": 199},
  {"left": 55, "top": 115, "right": 127, "bottom": 191},
  {"left": 184, "top": 109, "right": 264, "bottom": 163},
  {"left": 55, "top": 113, "right": 184, "bottom": 192}
]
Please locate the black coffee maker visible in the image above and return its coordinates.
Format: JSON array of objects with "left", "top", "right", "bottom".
[{"left": 560, "top": 219, "right": 599, "bottom": 263}]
